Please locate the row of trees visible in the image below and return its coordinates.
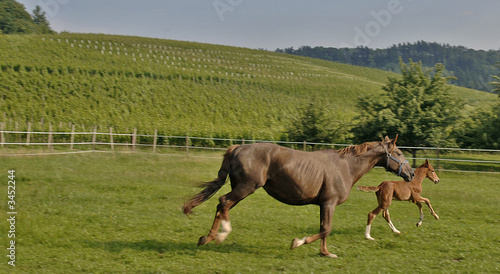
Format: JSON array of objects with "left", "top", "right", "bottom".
[
  {"left": 0, "top": 0, "right": 53, "bottom": 34},
  {"left": 286, "top": 59, "right": 500, "bottom": 149},
  {"left": 277, "top": 42, "right": 500, "bottom": 93}
]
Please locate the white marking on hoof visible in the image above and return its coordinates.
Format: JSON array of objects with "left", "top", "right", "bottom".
[
  {"left": 416, "top": 221, "right": 422, "bottom": 227},
  {"left": 322, "top": 253, "right": 338, "bottom": 258},
  {"left": 434, "top": 214, "right": 440, "bottom": 220},
  {"left": 388, "top": 221, "right": 400, "bottom": 234},
  {"left": 365, "top": 225, "right": 375, "bottom": 240},
  {"left": 291, "top": 236, "right": 307, "bottom": 249},
  {"left": 215, "top": 220, "right": 232, "bottom": 244}
]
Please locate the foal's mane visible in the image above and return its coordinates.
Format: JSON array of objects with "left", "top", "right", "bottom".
[{"left": 336, "top": 142, "right": 378, "bottom": 158}]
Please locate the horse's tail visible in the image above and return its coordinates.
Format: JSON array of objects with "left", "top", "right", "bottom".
[
  {"left": 182, "top": 144, "right": 240, "bottom": 215},
  {"left": 357, "top": 186, "right": 380, "bottom": 192}
]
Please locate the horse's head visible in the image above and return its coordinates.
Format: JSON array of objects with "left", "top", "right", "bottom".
[
  {"left": 422, "top": 159, "right": 440, "bottom": 184},
  {"left": 377, "top": 135, "right": 414, "bottom": 182}
]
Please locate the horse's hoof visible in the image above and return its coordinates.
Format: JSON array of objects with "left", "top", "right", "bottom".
[
  {"left": 321, "top": 253, "right": 338, "bottom": 258},
  {"left": 435, "top": 215, "right": 440, "bottom": 220},
  {"left": 290, "top": 237, "right": 306, "bottom": 249},
  {"left": 366, "top": 236, "right": 375, "bottom": 240},
  {"left": 198, "top": 236, "right": 207, "bottom": 246},
  {"left": 416, "top": 222, "right": 422, "bottom": 227}
]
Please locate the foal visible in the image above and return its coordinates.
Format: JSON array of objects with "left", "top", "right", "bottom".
[{"left": 358, "top": 159, "right": 440, "bottom": 240}]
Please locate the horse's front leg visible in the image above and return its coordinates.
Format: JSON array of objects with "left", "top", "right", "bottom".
[
  {"left": 419, "top": 197, "right": 439, "bottom": 220},
  {"left": 291, "top": 203, "right": 337, "bottom": 258}
]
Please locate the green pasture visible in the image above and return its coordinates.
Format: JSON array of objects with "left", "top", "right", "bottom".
[{"left": 1, "top": 151, "right": 499, "bottom": 273}]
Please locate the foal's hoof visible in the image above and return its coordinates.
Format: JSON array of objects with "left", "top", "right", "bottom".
[
  {"left": 198, "top": 236, "right": 208, "bottom": 246},
  {"left": 416, "top": 222, "right": 422, "bottom": 227},
  {"left": 290, "top": 237, "right": 306, "bottom": 249},
  {"left": 321, "top": 253, "right": 338, "bottom": 258},
  {"left": 435, "top": 215, "right": 440, "bottom": 220}
]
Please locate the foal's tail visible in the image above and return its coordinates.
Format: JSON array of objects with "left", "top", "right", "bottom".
[
  {"left": 182, "top": 144, "right": 240, "bottom": 215},
  {"left": 357, "top": 186, "right": 380, "bottom": 192}
]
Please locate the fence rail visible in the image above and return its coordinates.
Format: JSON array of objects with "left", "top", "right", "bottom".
[{"left": 1, "top": 128, "right": 499, "bottom": 174}]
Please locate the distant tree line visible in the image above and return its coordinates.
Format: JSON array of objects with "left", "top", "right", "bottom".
[
  {"left": 276, "top": 41, "right": 500, "bottom": 93},
  {"left": 286, "top": 59, "right": 500, "bottom": 149},
  {"left": 0, "top": 0, "right": 54, "bottom": 34}
]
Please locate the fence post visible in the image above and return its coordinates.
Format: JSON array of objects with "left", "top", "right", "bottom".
[
  {"left": 92, "top": 126, "right": 97, "bottom": 150},
  {"left": 153, "top": 129, "right": 158, "bottom": 153},
  {"left": 303, "top": 140, "right": 307, "bottom": 151},
  {"left": 48, "top": 123, "right": 53, "bottom": 152},
  {"left": 436, "top": 147, "right": 440, "bottom": 170},
  {"left": 70, "top": 124, "right": 75, "bottom": 150},
  {"left": 26, "top": 122, "right": 31, "bottom": 146},
  {"left": 185, "top": 135, "right": 189, "bottom": 157},
  {"left": 132, "top": 128, "right": 137, "bottom": 151},
  {"left": 0, "top": 122, "right": 4, "bottom": 147},
  {"left": 15, "top": 122, "right": 19, "bottom": 143},
  {"left": 109, "top": 127, "right": 114, "bottom": 151}
]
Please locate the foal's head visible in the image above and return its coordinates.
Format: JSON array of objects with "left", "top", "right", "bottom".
[
  {"left": 422, "top": 159, "right": 440, "bottom": 184},
  {"left": 377, "top": 135, "right": 414, "bottom": 182}
]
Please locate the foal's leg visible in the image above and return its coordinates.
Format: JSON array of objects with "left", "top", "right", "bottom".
[
  {"left": 383, "top": 209, "right": 400, "bottom": 234},
  {"left": 198, "top": 186, "right": 255, "bottom": 246},
  {"left": 417, "top": 197, "right": 439, "bottom": 221},
  {"left": 291, "top": 204, "right": 337, "bottom": 258},
  {"left": 416, "top": 202, "right": 424, "bottom": 227},
  {"left": 365, "top": 189, "right": 392, "bottom": 240},
  {"left": 365, "top": 206, "right": 384, "bottom": 240}
]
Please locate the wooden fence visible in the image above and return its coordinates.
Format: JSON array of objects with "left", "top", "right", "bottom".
[{"left": 1, "top": 126, "right": 499, "bottom": 174}]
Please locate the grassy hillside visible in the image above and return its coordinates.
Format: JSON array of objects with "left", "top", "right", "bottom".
[{"left": 0, "top": 33, "right": 496, "bottom": 140}]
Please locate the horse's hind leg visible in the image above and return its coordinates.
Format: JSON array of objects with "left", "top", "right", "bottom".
[
  {"left": 383, "top": 209, "right": 401, "bottom": 234},
  {"left": 215, "top": 196, "right": 232, "bottom": 244},
  {"left": 198, "top": 186, "right": 255, "bottom": 246},
  {"left": 365, "top": 206, "right": 384, "bottom": 240},
  {"left": 416, "top": 202, "right": 424, "bottom": 227}
]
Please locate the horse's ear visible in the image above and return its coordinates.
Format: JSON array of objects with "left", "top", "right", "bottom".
[
  {"left": 384, "top": 136, "right": 391, "bottom": 142},
  {"left": 393, "top": 134, "right": 398, "bottom": 145},
  {"left": 425, "top": 158, "right": 429, "bottom": 165}
]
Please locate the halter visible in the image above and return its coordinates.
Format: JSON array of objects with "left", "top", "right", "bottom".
[{"left": 382, "top": 145, "right": 408, "bottom": 176}]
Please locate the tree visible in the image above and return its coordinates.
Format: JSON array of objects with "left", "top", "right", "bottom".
[
  {"left": 0, "top": 0, "right": 53, "bottom": 34},
  {"left": 32, "top": 5, "right": 54, "bottom": 34},
  {"left": 0, "top": 0, "right": 35, "bottom": 34},
  {"left": 352, "top": 58, "right": 463, "bottom": 163},
  {"left": 284, "top": 100, "right": 349, "bottom": 145},
  {"left": 491, "top": 63, "right": 500, "bottom": 95},
  {"left": 453, "top": 104, "right": 500, "bottom": 149}
]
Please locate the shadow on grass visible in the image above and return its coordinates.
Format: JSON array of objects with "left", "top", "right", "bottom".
[{"left": 83, "top": 239, "right": 267, "bottom": 256}]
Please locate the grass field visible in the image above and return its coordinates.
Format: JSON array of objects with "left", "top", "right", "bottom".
[{"left": 1, "top": 151, "right": 499, "bottom": 273}]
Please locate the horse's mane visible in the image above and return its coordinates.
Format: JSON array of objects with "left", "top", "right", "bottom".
[{"left": 336, "top": 142, "right": 378, "bottom": 158}]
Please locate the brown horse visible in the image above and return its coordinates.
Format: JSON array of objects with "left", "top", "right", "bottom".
[
  {"left": 183, "top": 136, "right": 414, "bottom": 258},
  {"left": 358, "top": 159, "right": 440, "bottom": 240}
]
